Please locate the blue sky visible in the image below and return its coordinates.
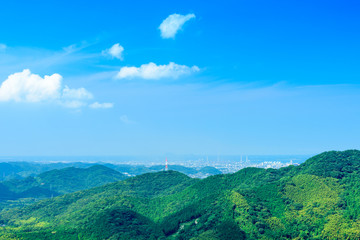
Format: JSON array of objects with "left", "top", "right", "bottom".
[{"left": 0, "top": 0, "right": 359, "bottom": 156}]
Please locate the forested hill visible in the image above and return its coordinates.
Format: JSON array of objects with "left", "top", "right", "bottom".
[
  {"left": 148, "top": 165, "right": 222, "bottom": 177},
  {"left": 0, "top": 165, "right": 127, "bottom": 201},
  {"left": 294, "top": 149, "right": 360, "bottom": 178},
  {"left": 1, "top": 150, "right": 360, "bottom": 240},
  {"left": 0, "top": 161, "right": 223, "bottom": 181},
  {"left": 35, "top": 165, "right": 128, "bottom": 194}
]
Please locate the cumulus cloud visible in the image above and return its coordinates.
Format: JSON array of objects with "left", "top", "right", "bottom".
[
  {"left": 89, "top": 102, "right": 114, "bottom": 109},
  {"left": 102, "top": 43, "right": 124, "bottom": 60},
  {"left": 0, "top": 69, "right": 110, "bottom": 109},
  {"left": 159, "top": 13, "right": 196, "bottom": 39},
  {"left": 116, "top": 62, "right": 200, "bottom": 80},
  {"left": 0, "top": 69, "right": 62, "bottom": 102}
]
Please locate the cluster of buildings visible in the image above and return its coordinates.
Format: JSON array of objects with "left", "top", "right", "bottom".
[{"left": 175, "top": 156, "right": 302, "bottom": 174}]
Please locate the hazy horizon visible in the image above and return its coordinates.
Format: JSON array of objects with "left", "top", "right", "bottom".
[{"left": 0, "top": 154, "right": 313, "bottom": 166}]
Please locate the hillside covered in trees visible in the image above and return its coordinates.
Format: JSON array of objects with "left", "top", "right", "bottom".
[
  {"left": 0, "top": 165, "right": 127, "bottom": 207},
  {"left": 0, "top": 161, "right": 222, "bottom": 181},
  {"left": 0, "top": 162, "right": 222, "bottom": 211},
  {"left": 1, "top": 150, "right": 360, "bottom": 239}
]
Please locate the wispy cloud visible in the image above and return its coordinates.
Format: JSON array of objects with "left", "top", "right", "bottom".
[
  {"left": 120, "top": 115, "right": 135, "bottom": 124},
  {"left": 60, "top": 85, "right": 93, "bottom": 108},
  {"left": 89, "top": 102, "right": 114, "bottom": 109},
  {"left": 0, "top": 44, "right": 6, "bottom": 51},
  {"left": 0, "top": 42, "right": 100, "bottom": 80},
  {"left": 60, "top": 100, "right": 88, "bottom": 109},
  {"left": 62, "top": 40, "right": 97, "bottom": 54},
  {"left": 102, "top": 43, "right": 124, "bottom": 60},
  {"left": 116, "top": 62, "right": 200, "bottom": 80},
  {"left": 159, "top": 13, "right": 196, "bottom": 39},
  {"left": 62, "top": 86, "right": 93, "bottom": 100}
]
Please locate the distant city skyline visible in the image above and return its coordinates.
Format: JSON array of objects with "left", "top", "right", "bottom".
[
  {"left": 0, "top": 154, "right": 310, "bottom": 175},
  {"left": 0, "top": 0, "right": 359, "bottom": 156}
]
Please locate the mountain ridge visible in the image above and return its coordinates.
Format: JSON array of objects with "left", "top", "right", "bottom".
[{"left": 1, "top": 150, "right": 360, "bottom": 239}]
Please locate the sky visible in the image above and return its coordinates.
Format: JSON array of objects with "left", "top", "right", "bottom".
[{"left": 0, "top": 0, "right": 359, "bottom": 156}]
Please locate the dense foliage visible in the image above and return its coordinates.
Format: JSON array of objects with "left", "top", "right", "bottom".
[
  {"left": 0, "top": 165, "right": 127, "bottom": 206},
  {"left": 1, "top": 150, "right": 360, "bottom": 239},
  {"left": 148, "top": 165, "right": 221, "bottom": 176}
]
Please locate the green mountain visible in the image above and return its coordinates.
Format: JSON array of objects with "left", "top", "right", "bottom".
[
  {"left": 0, "top": 163, "right": 23, "bottom": 181},
  {"left": 198, "top": 166, "right": 222, "bottom": 175},
  {"left": 1, "top": 150, "right": 360, "bottom": 239},
  {"left": 0, "top": 165, "right": 128, "bottom": 204},
  {"left": 34, "top": 165, "right": 128, "bottom": 194},
  {"left": 0, "top": 162, "right": 96, "bottom": 181},
  {"left": 148, "top": 165, "right": 222, "bottom": 178},
  {"left": 0, "top": 183, "right": 16, "bottom": 200},
  {"left": 149, "top": 165, "right": 198, "bottom": 174},
  {"left": 0, "top": 161, "right": 222, "bottom": 181}
]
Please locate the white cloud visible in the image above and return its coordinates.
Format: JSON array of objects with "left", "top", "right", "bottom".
[
  {"left": 102, "top": 43, "right": 124, "bottom": 60},
  {"left": 0, "top": 69, "right": 110, "bottom": 109},
  {"left": 62, "top": 85, "right": 93, "bottom": 100},
  {"left": 0, "top": 69, "right": 62, "bottom": 102},
  {"left": 120, "top": 115, "right": 135, "bottom": 124},
  {"left": 159, "top": 13, "right": 196, "bottom": 39},
  {"left": 116, "top": 62, "right": 200, "bottom": 80},
  {"left": 89, "top": 102, "right": 114, "bottom": 109}
]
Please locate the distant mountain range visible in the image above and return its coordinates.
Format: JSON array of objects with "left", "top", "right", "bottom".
[
  {"left": 0, "top": 162, "right": 222, "bottom": 208},
  {"left": 0, "top": 165, "right": 127, "bottom": 202},
  {"left": 1, "top": 150, "right": 360, "bottom": 239},
  {"left": 0, "top": 161, "right": 223, "bottom": 181}
]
